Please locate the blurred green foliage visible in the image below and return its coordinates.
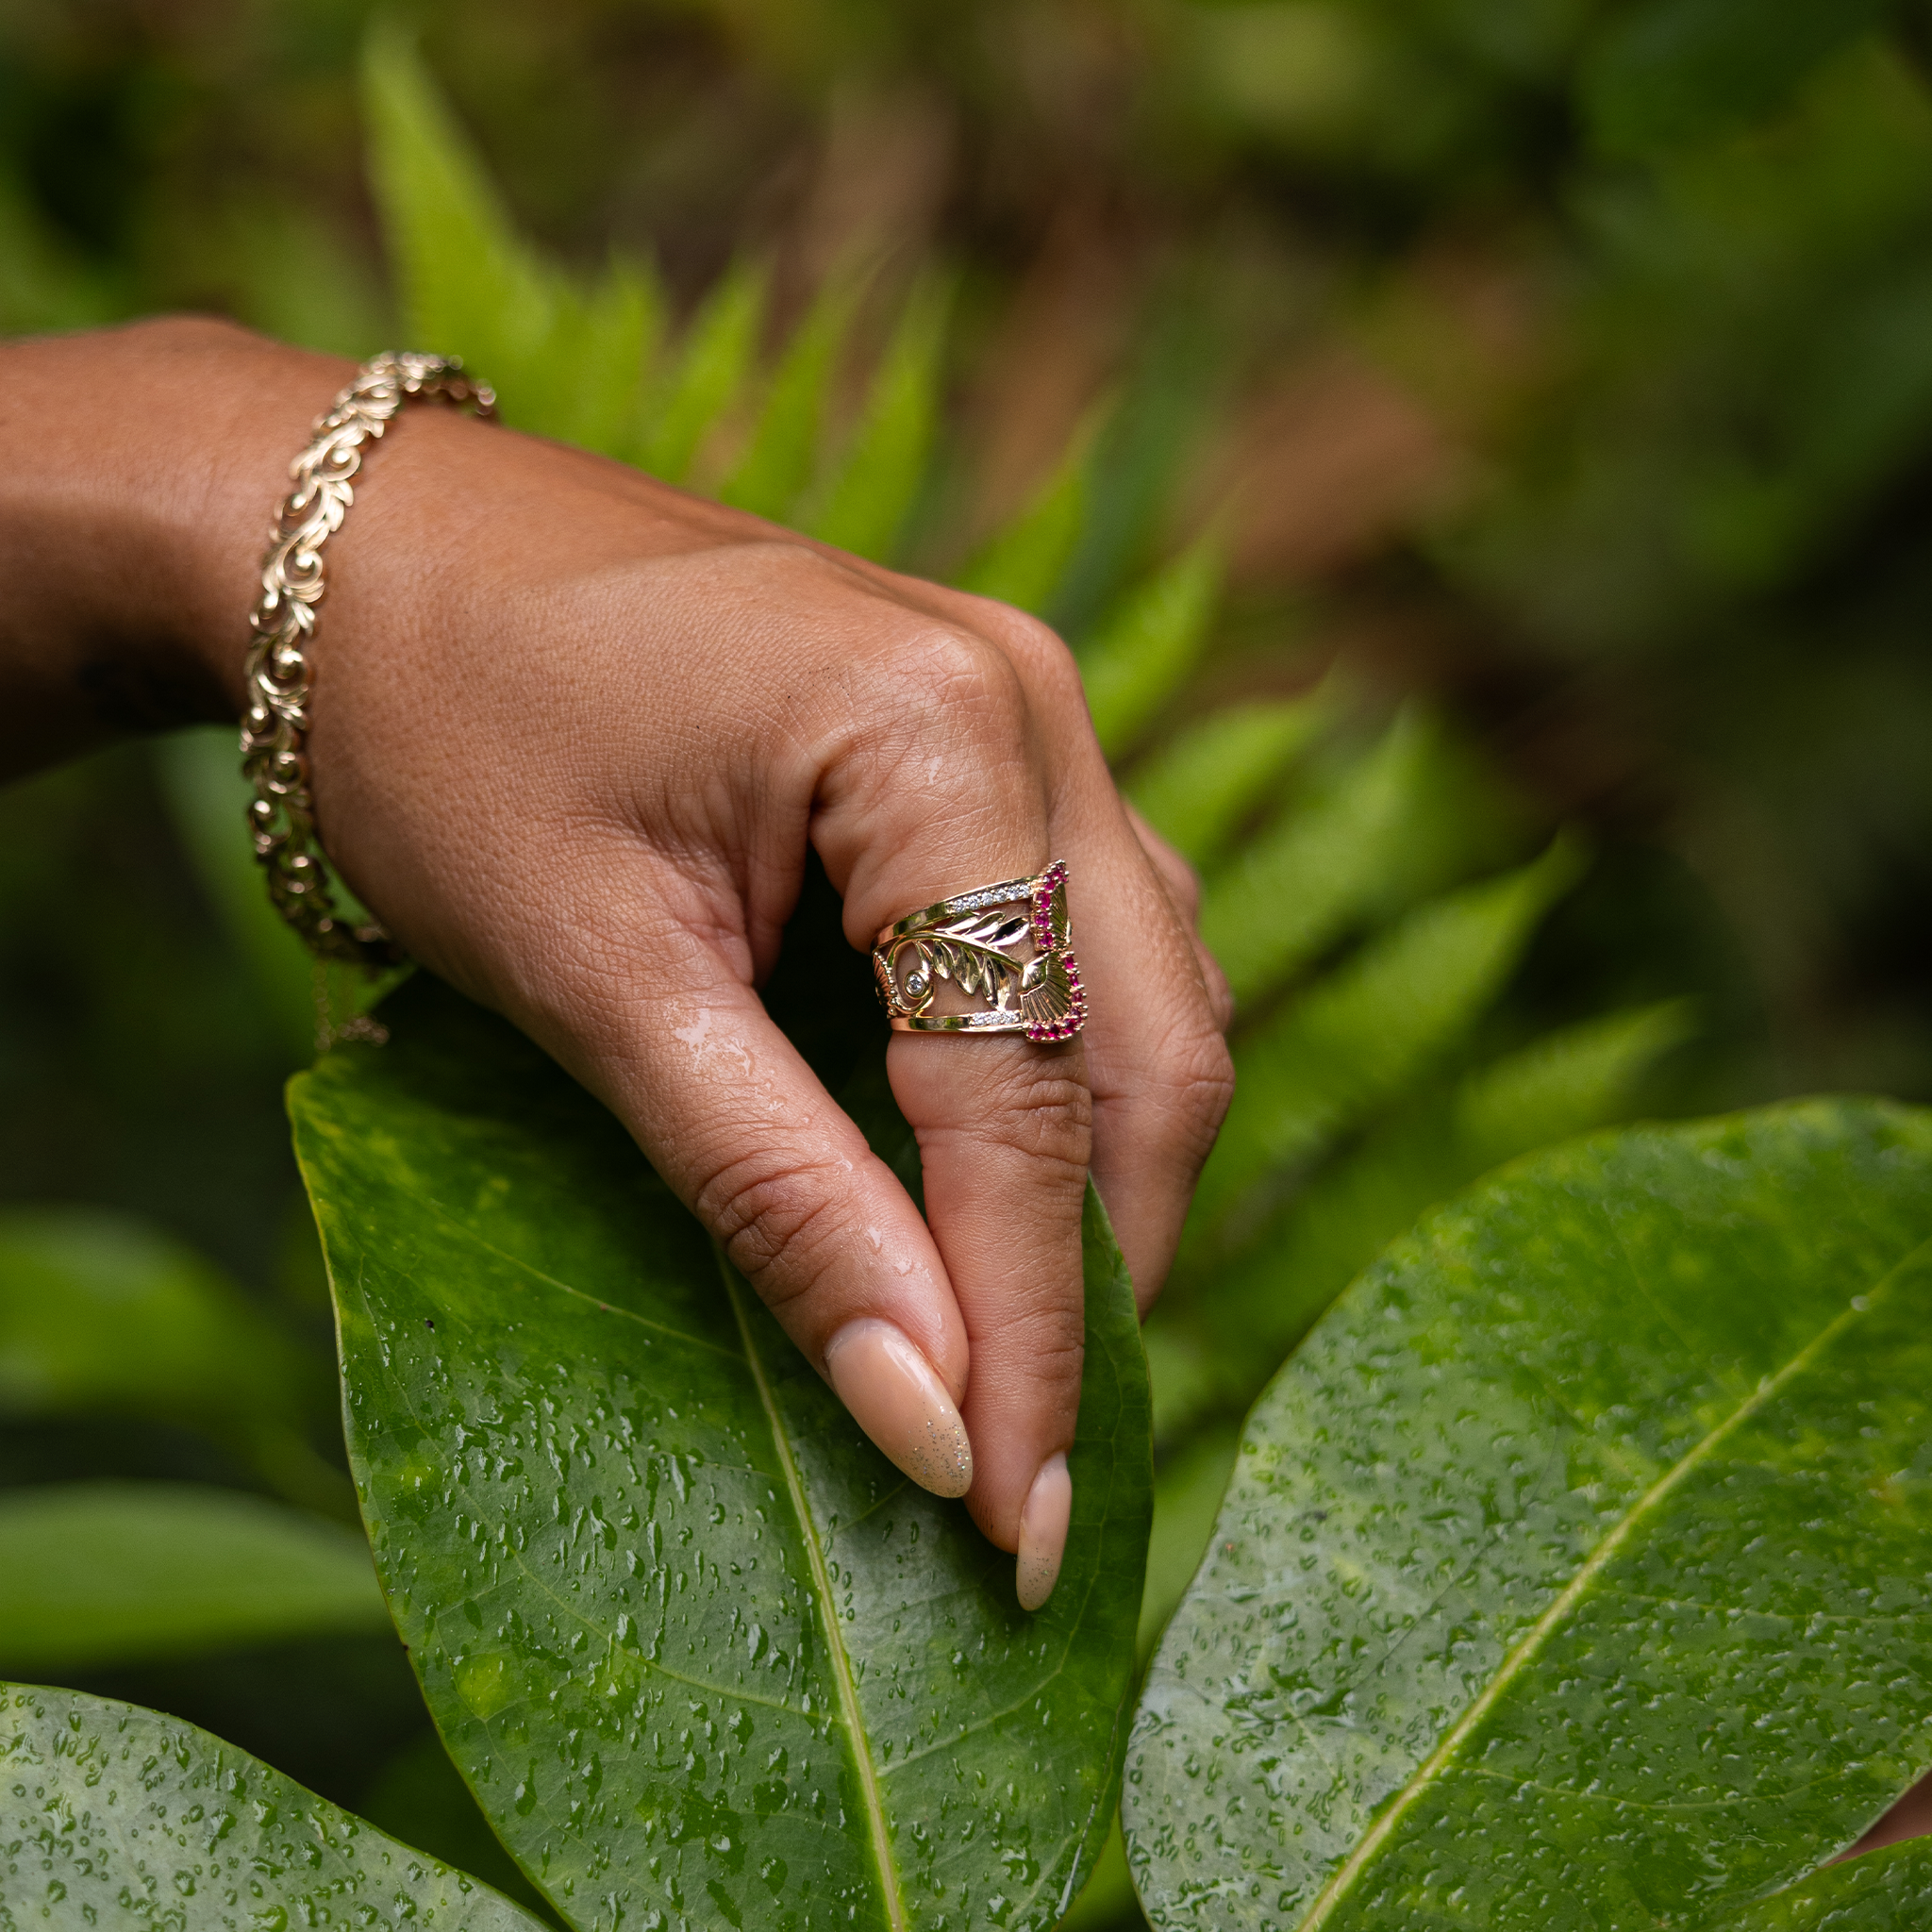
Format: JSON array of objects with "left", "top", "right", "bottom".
[{"left": 2, "top": 0, "right": 1928, "bottom": 1919}]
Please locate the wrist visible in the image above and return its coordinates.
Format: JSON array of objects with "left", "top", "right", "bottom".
[{"left": 0, "top": 316, "right": 353, "bottom": 772}]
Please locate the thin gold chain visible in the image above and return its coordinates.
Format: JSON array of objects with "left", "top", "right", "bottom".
[{"left": 240, "top": 351, "right": 495, "bottom": 966}]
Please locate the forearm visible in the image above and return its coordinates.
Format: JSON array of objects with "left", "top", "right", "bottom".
[{"left": 0, "top": 316, "right": 353, "bottom": 778}]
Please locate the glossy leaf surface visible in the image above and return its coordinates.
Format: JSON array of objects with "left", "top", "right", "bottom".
[
  {"left": 291, "top": 977, "right": 1151, "bottom": 1932},
  {"left": 0, "top": 1481, "right": 387, "bottom": 1673},
  {"left": 0, "top": 1683, "right": 541, "bottom": 1928},
  {"left": 1126, "top": 1099, "right": 1932, "bottom": 1931}
]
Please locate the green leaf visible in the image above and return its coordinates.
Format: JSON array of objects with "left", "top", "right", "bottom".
[
  {"left": 1712, "top": 1839, "right": 1932, "bottom": 1928},
  {"left": 722, "top": 275, "right": 859, "bottom": 523},
  {"left": 0, "top": 1205, "right": 341, "bottom": 1506},
  {"left": 1583, "top": 0, "right": 1892, "bottom": 157},
  {"left": 1188, "top": 837, "right": 1584, "bottom": 1244},
  {"left": 290, "top": 975, "right": 1152, "bottom": 1932},
  {"left": 955, "top": 418, "right": 1099, "bottom": 616},
  {"left": 1452, "top": 995, "right": 1699, "bottom": 1167},
  {"left": 362, "top": 1731, "right": 565, "bottom": 1925},
  {"left": 363, "top": 20, "right": 554, "bottom": 398},
  {"left": 1182, "top": 997, "right": 1699, "bottom": 1423},
  {"left": 0, "top": 1481, "right": 386, "bottom": 1672},
  {"left": 1126, "top": 1099, "right": 1932, "bottom": 1930},
  {"left": 639, "top": 258, "right": 769, "bottom": 485},
  {"left": 1198, "top": 709, "right": 1435, "bottom": 1008},
  {"left": 547, "top": 254, "right": 666, "bottom": 459},
  {"left": 809, "top": 275, "right": 951, "bottom": 562},
  {"left": 1, "top": 1683, "right": 542, "bottom": 1928},
  {"left": 1075, "top": 541, "right": 1222, "bottom": 759},
  {"left": 1137, "top": 1424, "right": 1241, "bottom": 1663},
  {"left": 1125, "top": 697, "right": 1327, "bottom": 870}
]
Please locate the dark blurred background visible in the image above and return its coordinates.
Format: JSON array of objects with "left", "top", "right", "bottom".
[{"left": 3, "top": 0, "right": 1930, "bottom": 1881}]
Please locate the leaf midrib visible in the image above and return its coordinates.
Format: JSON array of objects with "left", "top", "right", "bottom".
[
  {"left": 717, "top": 1247, "right": 908, "bottom": 1932},
  {"left": 1291, "top": 1233, "right": 1932, "bottom": 1932}
]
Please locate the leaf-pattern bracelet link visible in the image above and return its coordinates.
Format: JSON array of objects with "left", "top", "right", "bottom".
[{"left": 240, "top": 351, "right": 496, "bottom": 966}]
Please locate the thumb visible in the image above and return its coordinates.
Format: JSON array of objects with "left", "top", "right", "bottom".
[{"left": 526, "top": 926, "right": 976, "bottom": 1500}]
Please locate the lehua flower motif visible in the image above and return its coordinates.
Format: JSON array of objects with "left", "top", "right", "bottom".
[{"left": 1023, "top": 861, "right": 1085, "bottom": 1043}]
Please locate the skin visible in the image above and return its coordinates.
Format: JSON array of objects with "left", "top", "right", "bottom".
[{"left": 0, "top": 315, "right": 1236, "bottom": 1566}]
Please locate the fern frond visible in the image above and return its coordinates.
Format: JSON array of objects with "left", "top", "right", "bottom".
[
  {"left": 362, "top": 22, "right": 556, "bottom": 405},
  {"left": 1188, "top": 835, "right": 1587, "bottom": 1244},
  {"left": 550, "top": 253, "right": 665, "bottom": 458},
  {"left": 809, "top": 275, "right": 952, "bottom": 563},
  {"left": 721, "top": 275, "right": 860, "bottom": 523},
  {"left": 1126, "top": 696, "right": 1328, "bottom": 869},
  {"left": 637, "top": 259, "right": 768, "bottom": 485},
  {"left": 363, "top": 25, "right": 661, "bottom": 452},
  {"left": 1453, "top": 997, "right": 1697, "bottom": 1164},
  {"left": 954, "top": 412, "right": 1102, "bottom": 616},
  {"left": 1075, "top": 539, "right": 1221, "bottom": 759},
  {"left": 1168, "top": 993, "right": 1696, "bottom": 1432},
  {"left": 1198, "top": 708, "right": 1434, "bottom": 1006}
]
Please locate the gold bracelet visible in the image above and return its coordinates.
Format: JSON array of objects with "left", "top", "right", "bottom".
[{"left": 240, "top": 351, "right": 496, "bottom": 966}]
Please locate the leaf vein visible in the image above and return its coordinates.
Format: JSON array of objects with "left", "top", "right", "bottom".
[
  {"left": 718, "top": 1247, "right": 909, "bottom": 1932},
  {"left": 1291, "top": 1233, "right": 1932, "bottom": 1932}
]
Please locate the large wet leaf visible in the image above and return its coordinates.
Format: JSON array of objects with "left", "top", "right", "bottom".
[
  {"left": 291, "top": 976, "right": 1151, "bottom": 1932},
  {"left": 1124, "top": 1099, "right": 1932, "bottom": 1931},
  {"left": 1, "top": 1683, "right": 542, "bottom": 1928}
]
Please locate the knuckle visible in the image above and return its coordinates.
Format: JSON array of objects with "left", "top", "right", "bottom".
[
  {"left": 900, "top": 625, "right": 1031, "bottom": 742},
  {"left": 694, "top": 1149, "right": 846, "bottom": 1303},
  {"left": 1012, "top": 1329, "right": 1087, "bottom": 1406},
  {"left": 1153, "top": 1021, "right": 1238, "bottom": 1156},
  {"left": 959, "top": 1057, "right": 1095, "bottom": 1179}
]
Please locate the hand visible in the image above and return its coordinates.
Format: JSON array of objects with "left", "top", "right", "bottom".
[{"left": 0, "top": 318, "right": 1236, "bottom": 1607}]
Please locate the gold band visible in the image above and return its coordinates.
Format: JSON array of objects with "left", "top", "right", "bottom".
[
  {"left": 240, "top": 352, "right": 496, "bottom": 966},
  {"left": 872, "top": 861, "right": 1085, "bottom": 1042}
]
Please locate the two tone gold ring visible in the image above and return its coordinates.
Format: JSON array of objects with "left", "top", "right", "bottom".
[{"left": 872, "top": 861, "right": 1085, "bottom": 1042}]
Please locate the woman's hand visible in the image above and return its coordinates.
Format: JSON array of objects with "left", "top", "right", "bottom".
[{"left": 0, "top": 316, "right": 1236, "bottom": 1606}]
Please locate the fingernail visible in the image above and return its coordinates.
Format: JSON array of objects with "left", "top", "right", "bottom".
[
  {"left": 1016, "top": 1452, "right": 1072, "bottom": 1611},
  {"left": 824, "top": 1318, "right": 973, "bottom": 1498}
]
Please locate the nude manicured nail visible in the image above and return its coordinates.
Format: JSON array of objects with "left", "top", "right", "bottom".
[
  {"left": 824, "top": 1318, "right": 973, "bottom": 1498},
  {"left": 1016, "top": 1452, "right": 1073, "bottom": 1611}
]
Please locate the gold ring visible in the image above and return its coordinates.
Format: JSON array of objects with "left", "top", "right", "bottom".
[{"left": 872, "top": 861, "right": 1085, "bottom": 1041}]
